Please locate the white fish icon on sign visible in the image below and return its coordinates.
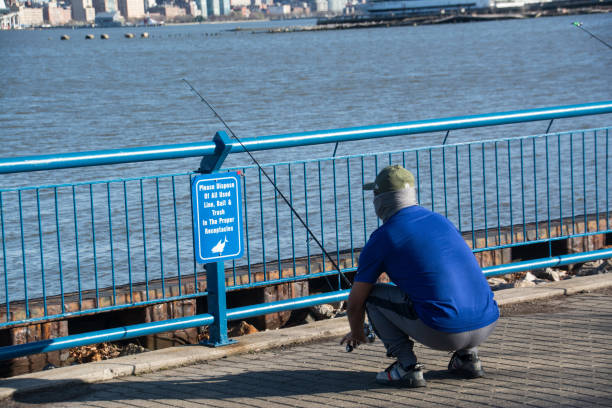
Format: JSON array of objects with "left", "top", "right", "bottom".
[{"left": 211, "top": 236, "right": 229, "bottom": 254}]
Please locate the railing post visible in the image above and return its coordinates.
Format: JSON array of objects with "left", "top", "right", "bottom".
[
  {"left": 199, "top": 131, "right": 233, "bottom": 174},
  {"left": 203, "top": 261, "right": 235, "bottom": 346},
  {"left": 198, "top": 130, "right": 236, "bottom": 347}
]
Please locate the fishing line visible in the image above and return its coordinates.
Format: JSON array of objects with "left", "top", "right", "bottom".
[
  {"left": 572, "top": 22, "right": 612, "bottom": 51},
  {"left": 545, "top": 119, "right": 554, "bottom": 134},
  {"left": 332, "top": 141, "right": 340, "bottom": 157},
  {"left": 183, "top": 79, "right": 353, "bottom": 289},
  {"left": 442, "top": 130, "right": 450, "bottom": 145}
]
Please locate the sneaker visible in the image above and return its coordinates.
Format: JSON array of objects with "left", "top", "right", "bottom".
[
  {"left": 448, "top": 351, "right": 485, "bottom": 378},
  {"left": 376, "top": 361, "right": 427, "bottom": 388}
]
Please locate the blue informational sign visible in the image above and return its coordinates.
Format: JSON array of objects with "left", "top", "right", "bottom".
[{"left": 191, "top": 172, "right": 244, "bottom": 263}]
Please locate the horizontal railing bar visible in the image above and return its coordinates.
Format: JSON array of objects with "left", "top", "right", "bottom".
[
  {"left": 483, "top": 248, "right": 612, "bottom": 277},
  {"left": 0, "top": 290, "right": 351, "bottom": 361},
  {"left": 0, "top": 125, "right": 574, "bottom": 191},
  {"left": 225, "top": 125, "right": 611, "bottom": 170},
  {"left": 0, "top": 142, "right": 217, "bottom": 175},
  {"left": 1, "top": 101, "right": 610, "bottom": 174},
  {"left": 471, "top": 228, "right": 612, "bottom": 253},
  {"left": 231, "top": 101, "right": 612, "bottom": 154},
  {"left": 0, "top": 292, "right": 210, "bottom": 330},
  {"left": 0, "top": 313, "right": 214, "bottom": 361}
]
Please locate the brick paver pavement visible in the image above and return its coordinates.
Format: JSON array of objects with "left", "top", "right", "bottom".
[{"left": 10, "top": 290, "right": 612, "bottom": 407}]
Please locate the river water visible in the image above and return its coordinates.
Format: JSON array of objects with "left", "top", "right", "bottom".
[
  {"left": 1, "top": 14, "right": 611, "bottom": 183},
  {"left": 0, "top": 15, "right": 611, "bottom": 302}
]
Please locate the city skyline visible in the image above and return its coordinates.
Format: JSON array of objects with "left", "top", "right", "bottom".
[{"left": 1, "top": 0, "right": 328, "bottom": 27}]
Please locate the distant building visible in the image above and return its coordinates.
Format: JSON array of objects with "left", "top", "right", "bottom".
[
  {"left": 220, "top": 0, "right": 229, "bottom": 13},
  {"left": 229, "top": 0, "right": 249, "bottom": 7},
  {"left": 193, "top": 0, "right": 206, "bottom": 16},
  {"left": 206, "top": 0, "right": 219, "bottom": 14},
  {"left": 17, "top": 5, "right": 44, "bottom": 26},
  {"left": 314, "top": 0, "right": 327, "bottom": 11},
  {"left": 72, "top": 0, "right": 95, "bottom": 22},
  {"left": 43, "top": 0, "right": 72, "bottom": 24},
  {"left": 195, "top": 0, "right": 207, "bottom": 16},
  {"left": 267, "top": 3, "right": 290, "bottom": 15},
  {"left": 187, "top": 0, "right": 199, "bottom": 14},
  {"left": 0, "top": 0, "right": 24, "bottom": 28},
  {"left": 1, "top": 13, "right": 17, "bottom": 29},
  {"left": 1, "top": 0, "right": 16, "bottom": 29},
  {"left": 1, "top": 8, "right": 19, "bottom": 29},
  {"left": 174, "top": 0, "right": 200, "bottom": 14},
  {"left": 327, "top": 0, "right": 343, "bottom": 12},
  {"left": 292, "top": 4, "right": 310, "bottom": 15},
  {"left": 92, "top": 0, "right": 118, "bottom": 13},
  {"left": 117, "top": 0, "right": 145, "bottom": 19},
  {"left": 236, "top": 5, "right": 250, "bottom": 16},
  {"left": 344, "top": 0, "right": 363, "bottom": 13},
  {"left": 148, "top": 3, "right": 184, "bottom": 17},
  {"left": 205, "top": 0, "right": 229, "bottom": 16}
]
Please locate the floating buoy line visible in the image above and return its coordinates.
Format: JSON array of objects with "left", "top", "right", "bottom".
[{"left": 59, "top": 31, "right": 224, "bottom": 40}]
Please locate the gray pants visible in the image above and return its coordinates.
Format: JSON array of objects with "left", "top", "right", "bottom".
[{"left": 365, "top": 283, "right": 497, "bottom": 367}]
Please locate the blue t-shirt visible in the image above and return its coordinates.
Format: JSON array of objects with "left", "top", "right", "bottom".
[{"left": 355, "top": 206, "right": 499, "bottom": 333}]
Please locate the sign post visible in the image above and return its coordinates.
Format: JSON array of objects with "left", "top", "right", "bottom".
[{"left": 192, "top": 171, "right": 244, "bottom": 346}]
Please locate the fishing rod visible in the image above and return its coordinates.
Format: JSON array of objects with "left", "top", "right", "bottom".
[
  {"left": 572, "top": 22, "right": 612, "bottom": 51},
  {"left": 183, "top": 79, "right": 353, "bottom": 289}
]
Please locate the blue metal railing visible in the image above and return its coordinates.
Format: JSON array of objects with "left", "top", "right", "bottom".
[
  {"left": 1, "top": 101, "right": 610, "bottom": 174},
  {"left": 0, "top": 101, "right": 611, "bottom": 360}
]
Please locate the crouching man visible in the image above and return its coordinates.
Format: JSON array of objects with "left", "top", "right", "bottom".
[{"left": 341, "top": 165, "right": 499, "bottom": 388}]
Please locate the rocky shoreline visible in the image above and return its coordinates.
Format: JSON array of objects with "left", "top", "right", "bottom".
[{"left": 232, "top": 5, "right": 611, "bottom": 34}]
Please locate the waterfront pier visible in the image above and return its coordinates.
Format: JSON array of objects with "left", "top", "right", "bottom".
[
  {"left": 1, "top": 274, "right": 611, "bottom": 406},
  {"left": 0, "top": 101, "right": 611, "bottom": 396}
]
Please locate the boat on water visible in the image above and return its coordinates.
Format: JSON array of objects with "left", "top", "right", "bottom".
[{"left": 139, "top": 16, "right": 164, "bottom": 26}]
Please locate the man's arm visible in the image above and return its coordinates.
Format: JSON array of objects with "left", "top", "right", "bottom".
[{"left": 340, "top": 281, "right": 373, "bottom": 349}]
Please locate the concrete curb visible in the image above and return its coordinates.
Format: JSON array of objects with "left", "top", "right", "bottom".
[
  {"left": 1, "top": 273, "right": 611, "bottom": 401},
  {"left": 493, "top": 272, "right": 612, "bottom": 305}
]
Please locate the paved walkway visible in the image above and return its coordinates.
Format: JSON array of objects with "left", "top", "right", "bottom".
[{"left": 7, "top": 285, "right": 612, "bottom": 407}]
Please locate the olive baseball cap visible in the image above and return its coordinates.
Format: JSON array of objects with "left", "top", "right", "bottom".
[{"left": 363, "top": 165, "right": 415, "bottom": 193}]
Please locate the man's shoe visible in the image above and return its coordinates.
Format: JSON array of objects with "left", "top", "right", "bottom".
[
  {"left": 448, "top": 351, "right": 485, "bottom": 378},
  {"left": 375, "top": 361, "right": 427, "bottom": 388}
]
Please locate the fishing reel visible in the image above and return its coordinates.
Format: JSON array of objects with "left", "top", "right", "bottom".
[{"left": 346, "top": 322, "right": 376, "bottom": 352}]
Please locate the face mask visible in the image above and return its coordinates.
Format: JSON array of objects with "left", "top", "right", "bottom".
[{"left": 373, "top": 187, "right": 417, "bottom": 222}]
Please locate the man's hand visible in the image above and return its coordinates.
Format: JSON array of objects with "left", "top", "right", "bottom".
[
  {"left": 343, "top": 281, "right": 374, "bottom": 351},
  {"left": 340, "top": 330, "right": 367, "bottom": 352}
]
